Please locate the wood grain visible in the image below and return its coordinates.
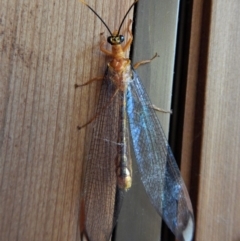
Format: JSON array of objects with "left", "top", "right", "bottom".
[
  {"left": 0, "top": 0, "right": 133, "bottom": 240},
  {"left": 197, "top": 1, "right": 240, "bottom": 240},
  {"left": 182, "top": 0, "right": 240, "bottom": 240}
]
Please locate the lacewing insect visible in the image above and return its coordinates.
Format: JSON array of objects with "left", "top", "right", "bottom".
[{"left": 76, "top": 1, "right": 194, "bottom": 241}]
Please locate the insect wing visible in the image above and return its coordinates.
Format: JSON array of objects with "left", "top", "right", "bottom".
[
  {"left": 127, "top": 70, "right": 194, "bottom": 241},
  {"left": 80, "top": 69, "right": 124, "bottom": 241}
]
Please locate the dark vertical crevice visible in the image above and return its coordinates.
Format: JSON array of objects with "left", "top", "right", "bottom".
[
  {"left": 169, "top": 0, "right": 194, "bottom": 159},
  {"left": 129, "top": 0, "right": 138, "bottom": 61},
  {"left": 190, "top": 0, "right": 212, "bottom": 237},
  {"left": 164, "top": 0, "right": 194, "bottom": 240},
  {"left": 167, "top": 0, "right": 213, "bottom": 240}
]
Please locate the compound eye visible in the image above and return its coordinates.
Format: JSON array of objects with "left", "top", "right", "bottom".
[
  {"left": 119, "top": 35, "right": 125, "bottom": 43},
  {"left": 107, "top": 35, "right": 125, "bottom": 45},
  {"left": 107, "top": 36, "right": 112, "bottom": 44}
]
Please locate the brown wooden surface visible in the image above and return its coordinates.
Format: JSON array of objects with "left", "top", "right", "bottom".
[
  {"left": 0, "top": 0, "right": 133, "bottom": 240},
  {"left": 182, "top": 0, "right": 240, "bottom": 240}
]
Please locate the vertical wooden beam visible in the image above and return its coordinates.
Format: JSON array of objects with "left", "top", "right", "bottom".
[
  {"left": 182, "top": 0, "right": 240, "bottom": 240},
  {"left": 196, "top": 0, "right": 240, "bottom": 240},
  {"left": 0, "top": 0, "right": 133, "bottom": 240}
]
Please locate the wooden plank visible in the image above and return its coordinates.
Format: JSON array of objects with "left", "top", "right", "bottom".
[
  {"left": 195, "top": 1, "right": 240, "bottom": 240},
  {"left": 114, "top": 0, "right": 180, "bottom": 240},
  {"left": 0, "top": 0, "right": 133, "bottom": 240},
  {"left": 182, "top": 0, "right": 240, "bottom": 240}
]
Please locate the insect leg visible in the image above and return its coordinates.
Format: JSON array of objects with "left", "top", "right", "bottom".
[
  {"left": 77, "top": 88, "right": 120, "bottom": 130},
  {"left": 133, "top": 53, "right": 172, "bottom": 114},
  {"left": 100, "top": 33, "right": 114, "bottom": 56},
  {"left": 133, "top": 53, "right": 159, "bottom": 69},
  {"left": 75, "top": 76, "right": 103, "bottom": 88},
  {"left": 122, "top": 19, "right": 133, "bottom": 52},
  {"left": 151, "top": 104, "right": 172, "bottom": 114}
]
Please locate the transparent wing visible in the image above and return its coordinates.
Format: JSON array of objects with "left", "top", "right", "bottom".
[
  {"left": 127, "top": 70, "right": 194, "bottom": 241},
  {"left": 80, "top": 69, "right": 124, "bottom": 241}
]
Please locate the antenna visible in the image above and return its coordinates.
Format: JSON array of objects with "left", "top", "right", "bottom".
[
  {"left": 79, "top": 0, "right": 138, "bottom": 37},
  {"left": 117, "top": 0, "right": 138, "bottom": 36},
  {"left": 79, "top": 0, "right": 112, "bottom": 35}
]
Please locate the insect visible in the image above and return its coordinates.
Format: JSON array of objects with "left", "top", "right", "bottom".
[{"left": 76, "top": 0, "right": 194, "bottom": 241}]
